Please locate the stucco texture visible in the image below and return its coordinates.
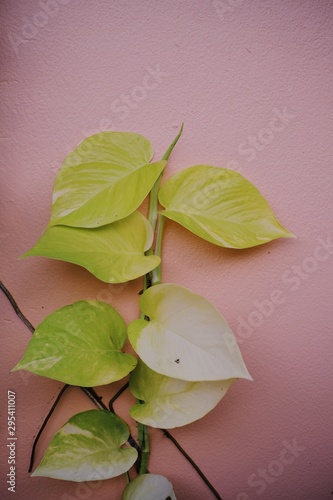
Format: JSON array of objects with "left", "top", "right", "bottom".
[{"left": 1, "top": 1, "right": 333, "bottom": 499}]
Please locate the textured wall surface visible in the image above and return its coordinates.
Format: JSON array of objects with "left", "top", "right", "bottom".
[{"left": 1, "top": 1, "right": 333, "bottom": 499}]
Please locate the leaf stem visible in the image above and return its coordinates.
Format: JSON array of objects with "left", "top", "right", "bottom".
[
  {"left": 151, "top": 214, "right": 165, "bottom": 286},
  {"left": 137, "top": 126, "right": 184, "bottom": 474},
  {"left": 147, "top": 124, "right": 183, "bottom": 234},
  {"left": 138, "top": 420, "right": 150, "bottom": 475},
  {"left": 162, "top": 123, "right": 184, "bottom": 162}
]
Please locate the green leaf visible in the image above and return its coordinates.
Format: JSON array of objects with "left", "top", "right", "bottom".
[
  {"left": 31, "top": 410, "right": 137, "bottom": 481},
  {"left": 13, "top": 300, "right": 137, "bottom": 386},
  {"left": 122, "top": 474, "right": 177, "bottom": 500},
  {"left": 128, "top": 284, "right": 252, "bottom": 382},
  {"left": 129, "top": 360, "right": 234, "bottom": 428},
  {"left": 21, "top": 211, "right": 160, "bottom": 283},
  {"left": 50, "top": 131, "right": 166, "bottom": 227},
  {"left": 159, "top": 165, "right": 295, "bottom": 248}
]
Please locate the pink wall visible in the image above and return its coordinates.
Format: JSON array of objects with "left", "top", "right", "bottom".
[{"left": 1, "top": 1, "right": 333, "bottom": 499}]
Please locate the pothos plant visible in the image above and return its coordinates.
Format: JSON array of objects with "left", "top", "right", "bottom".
[{"left": 13, "top": 125, "right": 294, "bottom": 499}]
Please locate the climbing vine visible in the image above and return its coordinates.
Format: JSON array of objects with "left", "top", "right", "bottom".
[{"left": 11, "top": 125, "right": 293, "bottom": 498}]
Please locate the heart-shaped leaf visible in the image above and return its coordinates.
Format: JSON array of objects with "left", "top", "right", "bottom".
[
  {"left": 129, "top": 360, "right": 234, "bottom": 428},
  {"left": 128, "top": 284, "right": 252, "bottom": 381},
  {"left": 13, "top": 300, "right": 137, "bottom": 386},
  {"left": 159, "top": 165, "right": 294, "bottom": 248},
  {"left": 51, "top": 131, "right": 166, "bottom": 227},
  {"left": 31, "top": 410, "right": 138, "bottom": 481},
  {"left": 122, "top": 473, "right": 177, "bottom": 500},
  {"left": 21, "top": 211, "right": 160, "bottom": 283}
]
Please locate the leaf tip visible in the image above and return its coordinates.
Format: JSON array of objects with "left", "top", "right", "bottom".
[
  {"left": 10, "top": 362, "right": 21, "bottom": 373},
  {"left": 19, "top": 250, "right": 32, "bottom": 259},
  {"left": 30, "top": 466, "right": 45, "bottom": 478}
]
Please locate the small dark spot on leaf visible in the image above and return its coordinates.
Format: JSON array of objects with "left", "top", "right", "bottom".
[{"left": 175, "top": 359, "right": 180, "bottom": 364}]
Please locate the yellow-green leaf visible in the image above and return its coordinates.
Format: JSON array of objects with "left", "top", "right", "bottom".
[
  {"left": 130, "top": 360, "right": 234, "bottom": 428},
  {"left": 21, "top": 211, "right": 160, "bottom": 283},
  {"left": 31, "top": 410, "right": 137, "bottom": 481},
  {"left": 51, "top": 131, "right": 166, "bottom": 227},
  {"left": 13, "top": 300, "right": 137, "bottom": 386},
  {"left": 159, "top": 165, "right": 294, "bottom": 248}
]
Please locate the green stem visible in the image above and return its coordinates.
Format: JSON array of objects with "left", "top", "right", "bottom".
[
  {"left": 151, "top": 214, "right": 165, "bottom": 286},
  {"left": 137, "top": 125, "right": 184, "bottom": 475},
  {"left": 137, "top": 420, "right": 150, "bottom": 475},
  {"left": 162, "top": 123, "right": 184, "bottom": 162},
  {"left": 147, "top": 124, "right": 183, "bottom": 234}
]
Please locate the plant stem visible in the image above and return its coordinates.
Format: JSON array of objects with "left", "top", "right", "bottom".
[
  {"left": 29, "top": 384, "right": 69, "bottom": 472},
  {"left": 137, "top": 125, "right": 184, "bottom": 474},
  {"left": 138, "top": 126, "right": 184, "bottom": 473},
  {"left": 151, "top": 214, "right": 165, "bottom": 286},
  {"left": 0, "top": 281, "right": 35, "bottom": 333},
  {"left": 147, "top": 124, "right": 183, "bottom": 234},
  {"left": 83, "top": 386, "right": 108, "bottom": 409},
  {"left": 162, "top": 429, "right": 222, "bottom": 500},
  {"left": 109, "top": 382, "right": 129, "bottom": 413},
  {"left": 138, "top": 420, "right": 150, "bottom": 475},
  {"left": 162, "top": 123, "right": 184, "bottom": 162}
]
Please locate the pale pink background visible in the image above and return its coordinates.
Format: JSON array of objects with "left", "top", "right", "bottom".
[{"left": 1, "top": 1, "right": 333, "bottom": 499}]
